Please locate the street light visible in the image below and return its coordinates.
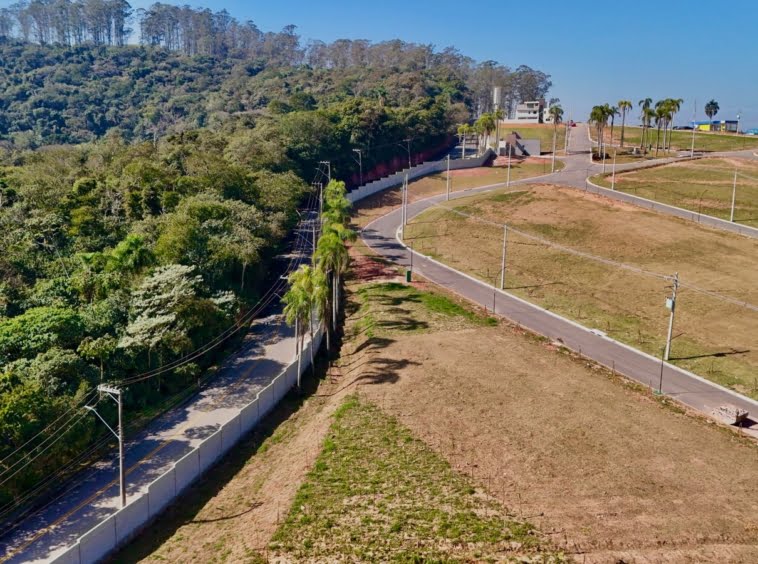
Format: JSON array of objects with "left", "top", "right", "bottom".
[
  {"left": 352, "top": 149, "right": 363, "bottom": 187},
  {"left": 85, "top": 384, "right": 125, "bottom": 508}
]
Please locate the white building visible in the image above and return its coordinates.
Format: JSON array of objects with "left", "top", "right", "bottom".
[{"left": 514, "top": 100, "right": 544, "bottom": 123}]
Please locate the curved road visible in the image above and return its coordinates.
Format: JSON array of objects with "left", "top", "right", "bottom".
[{"left": 360, "top": 136, "right": 758, "bottom": 437}]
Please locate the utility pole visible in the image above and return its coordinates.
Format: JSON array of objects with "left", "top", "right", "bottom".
[
  {"left": 446, "top": 155, "right": 451, "bottom": 201},
  {"left": 404, "top": 139, "right": 412, "bottom": 169},
  {"left": 730, "top": 169, "right": 738, "bottom": 222},
  {"left": 506, "top": 144, "right": 512, "bottom": 188},
  {"left": 551, "top": 126, "right": 557, "bottom": 173},
  {"left": 499, "top": 224, "right": 508, "bottom": 290},
  {"left": 690, "top": 99, "right": 697, "bottom": 159},
  {"left": 663, "top": 272, "right": 679, "bottom": 362},
  {"left": 319, "top": 160, "right": 331, "bottom": 183},
  {"left": 85, "top": 385, "right": 125, "bottom": 508},
  {"left": 611, "top": 150, "right": 617, "bottom": 190},
  {"left": 352, "top": 149, "right": 363, "bottom": 186}
]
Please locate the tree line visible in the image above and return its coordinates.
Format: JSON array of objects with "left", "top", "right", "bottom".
[
  {"left": 590, "top": 98, "right": 685, "bottom": 157},
  {"left": 282, "top": 180, "right": 355, "bottom": 386}
]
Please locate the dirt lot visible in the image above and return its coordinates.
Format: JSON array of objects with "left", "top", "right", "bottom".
[
  {"left": 352, "top": 162, "right": 555, "bottom": 230},
  {"left": 594, "top": 157, "right": 758, "bottom": 227},
  {"left": 404, "top": 183, "right": 758, "bottom": 398},
  {"left": 353, "top": 314, "right": 758, "bottom": 562}
]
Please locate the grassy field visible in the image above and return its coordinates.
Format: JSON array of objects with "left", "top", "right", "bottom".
[
  {"left": 592, "top": 157, "right": 758, "bottom": 228},
  {"left": 404, "top": 184, "right": 758, "bottom": 398},
  {"left": 351, "top": 161, "right": 560, "bottom": 230},
  {"left": 271, "top": 394, "right": 552, "bottom": 562},
  {"left": 498, "top": 122, "right": 567, "bottom": 154},
  {"left": 603, "top": 125, "right": 758, "bottom": 152}
]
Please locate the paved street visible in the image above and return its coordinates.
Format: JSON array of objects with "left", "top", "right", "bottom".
[{"left": 360, "top": 143, "right": 758, "bottom": 438}]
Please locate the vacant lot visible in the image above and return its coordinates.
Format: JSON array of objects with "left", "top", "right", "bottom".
[
  {"left": 405, "top": 184, "right": 758, "bottom": 397},
  {"left": 603, "top": 125, "right": 758, "bottom": 152},
  {"left": 594, "top": 157, "right": 758, "bottom": 227},
  {"left": 337, "top": 272, "right": 758, "bottom": 562},
  {"left": 498, "top": 122, "right": 567, "bottom": 154}
]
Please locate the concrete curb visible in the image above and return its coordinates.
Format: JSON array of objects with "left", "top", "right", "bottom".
[
  {"left": 385, "top": 198, "right": 758, "bottom": 412},
  {"left": 584, "top": 177, "right": 758, "bottom": 239}
]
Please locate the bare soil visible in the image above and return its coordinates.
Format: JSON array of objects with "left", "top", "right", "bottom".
[{"left": 340, "top": 286, "right": 758, "bottom": 563}]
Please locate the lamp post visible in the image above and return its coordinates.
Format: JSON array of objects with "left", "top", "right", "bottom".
[
  {"left": 85, "top": 384, "right": 125, "bottom": 508},
  {"left": 318, "top": 160, "right": 331, "bottom": 183},
  {"left": 352, "top": 149, "right": 363, "bottom": 186}
]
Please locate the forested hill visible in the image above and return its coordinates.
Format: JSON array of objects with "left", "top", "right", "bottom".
[
  {"left": 0, "top": 2, "right": 551, "bottom": 148},
  {"left": 0, "top": 1, "right": 552, "bottom": 510}
]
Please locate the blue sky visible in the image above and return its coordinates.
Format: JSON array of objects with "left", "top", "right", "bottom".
[{"left": 130, "top": 0, "right": 758, "bottom": 128}]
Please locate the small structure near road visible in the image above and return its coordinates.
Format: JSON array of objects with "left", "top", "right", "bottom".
[
  {"left": 711, "top": 404, "right": 749, "bottom": 425},
  {"left": 499, "top": 132, "right": 540, "bottom": 157}
]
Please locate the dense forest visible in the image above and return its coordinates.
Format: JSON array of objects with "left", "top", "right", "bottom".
[
  {"left": 0, "top": 2, "right": 551, "bottom": 148},
  {"left": 0, "top": 2, "right": 552, "bottom": 511}
]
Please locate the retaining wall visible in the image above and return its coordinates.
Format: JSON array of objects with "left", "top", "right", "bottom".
[
  {"left": 52, "top": 327, "right": 323, "bottom": 563},
  {"left": 51, "top": 147, "right": 480, "bottom": 563},
  {"left": 347, "top": 149, "right": 496, "bottom": 204}
]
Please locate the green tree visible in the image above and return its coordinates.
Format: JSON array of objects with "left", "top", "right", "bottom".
[
  {"left": 617, "top": 100, "right": 633, "bottom": 147},
  {"left": 705, "top": 99, "right": 719, "bottom": 119}
]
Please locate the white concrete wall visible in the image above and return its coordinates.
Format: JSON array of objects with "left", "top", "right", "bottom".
[{"left": 50, "top": 326, "right": 324, "bottom": 564}]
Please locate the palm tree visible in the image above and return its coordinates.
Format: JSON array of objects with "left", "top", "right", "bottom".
[
  {"left": 618, "top": 100, "right": 632, "bottom": 148},
  {"left": 705, "top": 99, "right": 719, "bottom": 120},
  {"left": 548, "top": 104, "right": 563, "bottom": 158},
  {"left": 607, "top": 106, "right": 619, "bottom": 147},
  {"left": 493, "top": 108, "right": 505, "bottom": 147},
  {"left": 457, "top": 123, "right": 472, "bottom": 158},
  {"left": 475, "top": 112, "right": 496, "bottom": 153},
  {"left": 312, "top": 265, "right": 331, "bottom": 352},
  {"left": 666, "top": 98, "right": 684, "bottom": 150},
  {"left": 641, "top": 107, "right": 656, "bottom": 154},
  {"left": 589, "top": 105, "right": 608, "bottom": 159},
  {"left": 282, "top": 266, "right": 312, "bottom": 388},
  {"left": 315, "top": 231, "right": 350, "bottom": 330},
  {"left": 654, "top": 106, "right": 667, "bottom": 156},
  {"left": 638, "top": 98, "right": 653, "bottom": 149}
]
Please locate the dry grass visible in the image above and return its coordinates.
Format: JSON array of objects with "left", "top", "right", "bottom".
[
  {"left": 593, "top": 157, "right": 758, "bottom": 227},
  {"left": 498, "top": 122, "right": 568, "bottom": 154},
  {"left": 604, "top": 125, "right": 758, "bottom": 152},
  {"left": 404, "top": 184, "right": 758, "bottom": 398}
]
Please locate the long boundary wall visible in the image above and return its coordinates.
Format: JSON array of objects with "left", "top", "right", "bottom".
[
  {"left": 52, "top": 327, "right": 323, "bottom": 564},
  {"left": 51, "top": 148, "right": 494, "bottom": 564},
  {"left": 346, "top": 150, "right": 496, "bottom": 204}
]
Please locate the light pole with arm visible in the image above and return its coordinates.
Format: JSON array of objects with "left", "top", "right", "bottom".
[
  {"left": 352, "top": 149, "right": 363, "bottom": 186},
  {"left": 85, "top": 384, "right": 125, "bottom": 508}
]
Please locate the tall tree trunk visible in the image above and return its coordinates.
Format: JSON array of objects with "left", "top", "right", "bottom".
[
  {"left": 309, "top": 315, "right": 315, "bottom": 376},
  {"left": 655, "top": 123, "right": 661, "bottom": 155},
  {"left": 620, "top": 111, "right": 626, "bottom": 148}
]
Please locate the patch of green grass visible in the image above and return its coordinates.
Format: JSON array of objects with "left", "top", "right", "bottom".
[
  {"left": 354, "top": 282, "right": 497, "bottom": 334},
  {"left": 270, "top": 396, "right": 560, "bottom": 562}
]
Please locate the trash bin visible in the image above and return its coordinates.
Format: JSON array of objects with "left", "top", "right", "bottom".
[{"left": 406, "top": 269, "right": 412, "bottom": 283}]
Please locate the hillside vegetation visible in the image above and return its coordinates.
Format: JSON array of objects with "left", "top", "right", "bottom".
[{"left": 0, "top": 1, "right": 554, "bottom": 521}]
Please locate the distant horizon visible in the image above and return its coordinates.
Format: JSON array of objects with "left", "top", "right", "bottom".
[{"left": 123, "top": 0, "right": 758, "bottom": 130}]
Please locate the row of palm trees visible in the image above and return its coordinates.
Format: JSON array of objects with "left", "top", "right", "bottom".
[
  {"left": 281, "top": 180, "right": 356, "bottom": 387},
  {"left": 590, "top": 98, "right": 684, "bottom": 157}
]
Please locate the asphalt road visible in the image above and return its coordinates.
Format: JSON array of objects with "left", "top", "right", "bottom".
[
  {"left": 0, "top": 215, "right": 317, "bottom": 563},
  {"left": 529, "top": 124, "right": 758, "bottom": 239},
  {"left": 361, "top": 164, "right": 758, "bottom": 439}
]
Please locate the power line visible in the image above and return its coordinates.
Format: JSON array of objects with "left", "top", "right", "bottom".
[{"left": 418, "top": 199, "right": 758, "bottom": 313}]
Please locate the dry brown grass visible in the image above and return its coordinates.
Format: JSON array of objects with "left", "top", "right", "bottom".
[{"left": 404, "top": 184, "right": 758, "bottom": 397}]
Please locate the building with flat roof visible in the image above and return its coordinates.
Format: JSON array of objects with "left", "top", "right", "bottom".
[
  {"left": 690, "top": 120, "right": 739, "bottom": 133},
  {"left": 514, "top": 100, "right": 544, "bottom": 123}
]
